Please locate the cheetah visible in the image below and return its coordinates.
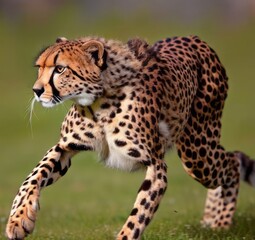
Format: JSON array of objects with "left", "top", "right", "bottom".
[{"left": 5, "top": 36, "right": 255, "bottom": 240}]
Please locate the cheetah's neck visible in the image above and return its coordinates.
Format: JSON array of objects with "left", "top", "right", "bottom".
[{"left": 100, "top": 40, "right": 142, "bottom": 94}]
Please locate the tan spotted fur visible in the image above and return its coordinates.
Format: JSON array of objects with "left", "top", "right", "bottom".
[{"left": 6, "top": 36, "right": 255, "bottom": 240}]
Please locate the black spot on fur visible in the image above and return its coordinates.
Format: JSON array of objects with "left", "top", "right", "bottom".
[
  {"left": 128, "top": 148, "right": 141, "bottom": 158},
  {"left": 139, "top": 180, "right": 151, "bottom": 191},
  {"left": 115, "top": 139, "right": 127, "bottom": 147}
]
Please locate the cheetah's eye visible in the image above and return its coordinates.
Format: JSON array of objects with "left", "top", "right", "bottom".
[{"left": 55, "top": 65, "right": 66, "bottom": 74}]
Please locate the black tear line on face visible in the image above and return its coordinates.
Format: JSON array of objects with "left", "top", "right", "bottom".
[{"left": 49, "top": 70, "right": 61, "bottom": 103}]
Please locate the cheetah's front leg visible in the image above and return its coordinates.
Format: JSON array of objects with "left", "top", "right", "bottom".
[
  {"left": 5, "top": 145, "right": 75, "bottom": 240},
  {"left": 117, "top": 160, "right": 168, "bottom": 240}
]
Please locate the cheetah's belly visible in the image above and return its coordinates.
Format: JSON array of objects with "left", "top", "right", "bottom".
[
  {"left": 99, "top": 136, "right": 144, "bottom": 172},
  {"left": 104, "top": 149, "right": 143, "bottom": 171}
]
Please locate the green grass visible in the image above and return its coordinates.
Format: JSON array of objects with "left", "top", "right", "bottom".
[{"left": 0, "top": 4, "right": 255, "bottom": 239}]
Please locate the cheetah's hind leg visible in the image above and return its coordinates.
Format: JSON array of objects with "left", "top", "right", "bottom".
[{"left": 202, "top": 151, "right": 255, "bottom": 229}]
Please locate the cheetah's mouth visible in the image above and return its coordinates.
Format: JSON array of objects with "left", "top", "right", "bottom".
[
  {"left": 34, "top": 94, "right": 63, "bottom": 108},
  {"left": 33, "top": 89, "right": 94, "bottom": 108},
  {"left": 34, "top": 90, "right": 97, "bottom": 108},
  {"left": 41, "top": 99, "right": 61, "bottom": 108}
]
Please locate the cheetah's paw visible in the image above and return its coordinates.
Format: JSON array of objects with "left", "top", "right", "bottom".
[{"left": 5, "top": 197, "right": 40, "bottom": 240}]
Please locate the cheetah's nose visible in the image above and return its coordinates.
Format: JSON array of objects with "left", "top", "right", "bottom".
[{"left": 33, "top": 88, "right": 44, "bottom": 97}]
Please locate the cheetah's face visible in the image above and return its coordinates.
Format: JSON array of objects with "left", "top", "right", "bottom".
[{"left": 33, "top": 38, "right": 106, "bottom": 107}]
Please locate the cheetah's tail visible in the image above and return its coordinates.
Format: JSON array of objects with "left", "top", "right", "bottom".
[{"left": 235, "top": 151, "right": 255, "bottom": 186}]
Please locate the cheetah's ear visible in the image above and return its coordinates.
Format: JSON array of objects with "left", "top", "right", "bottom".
[
  {"left": 56, "top": 37, "right": 68, "bottom": 43},
  {"left": 82, "top": 40, "right": 105, "bottom": 68}
]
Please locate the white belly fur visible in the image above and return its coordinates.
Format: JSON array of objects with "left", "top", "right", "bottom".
[{"left": 104, "top": 145, "right": 142, "bottom": 171}]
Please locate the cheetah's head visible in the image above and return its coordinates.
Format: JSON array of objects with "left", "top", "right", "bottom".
[{"left": 33, "top": 37, "right": 107, "bottom": 108}]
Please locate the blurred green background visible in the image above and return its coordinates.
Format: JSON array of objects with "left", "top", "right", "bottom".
[{"left": 0, "top": 1, "right": 255, "bottom": 239}]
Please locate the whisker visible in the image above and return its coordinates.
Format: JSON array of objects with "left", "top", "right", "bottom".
[
  {"left": 25, "top": 96, "right": 35, "bottom": 117},
  {"left": 29, "top": 97, "right": 37, "bottom": 127},
  {"left": 54, "top": 95, "right": 62, "bottom": 103},
  {"left": 55, "top": 96, "right": 66, "bottom": 110},
  {"left": 60, "top": 100, "right": 69, "bottom": 111},
  {"left": 24, "top": 96, "right": 38, "bottom": 138}
]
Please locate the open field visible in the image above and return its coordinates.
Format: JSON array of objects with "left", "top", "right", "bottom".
[{"left": 0, "top": 4, "right": 255, "bottom": 239}]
